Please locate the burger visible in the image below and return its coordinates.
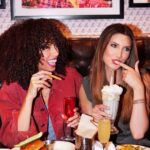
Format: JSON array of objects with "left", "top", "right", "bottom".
[{"left": 21, "top": 140, "right": 47, "bottom": 150}]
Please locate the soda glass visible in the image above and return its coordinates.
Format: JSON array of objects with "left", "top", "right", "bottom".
[
  {"left": 98, "top": 119, "right": 111, "bottom": 149},
  {"left": 61, "top": 97, "right": 75, "bottom": 142}
]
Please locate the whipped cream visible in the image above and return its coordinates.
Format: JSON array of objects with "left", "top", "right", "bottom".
[
  {"left": 101, "top": 84, "right": 123, "bottom": 101},
  {"left": 101, "top": 84, "right": 123, "bottom": 95}
]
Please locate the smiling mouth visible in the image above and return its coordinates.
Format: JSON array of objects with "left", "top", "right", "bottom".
[{"left": 48, "top": 59, "right": 57, "bottom": 67}]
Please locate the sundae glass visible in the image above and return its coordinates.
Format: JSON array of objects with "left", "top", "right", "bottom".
[{"left": 101, "top": 84, "right": 123, "bottom": 134}]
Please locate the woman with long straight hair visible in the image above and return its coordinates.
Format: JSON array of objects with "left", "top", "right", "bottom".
[{"left": 79, "top": 23, "right": 150, "bottom": 146}]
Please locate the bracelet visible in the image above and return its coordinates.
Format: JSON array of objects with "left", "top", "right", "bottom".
[{"left": 133, "top": 99, "right": 145, "bottom": 104}]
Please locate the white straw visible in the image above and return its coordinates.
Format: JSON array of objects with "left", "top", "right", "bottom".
[{"left": 110, "top": 70, "right": 114, "bottom": 86}]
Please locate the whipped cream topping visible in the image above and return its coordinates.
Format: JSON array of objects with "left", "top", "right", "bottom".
[{"left": 101, "top": 84, "right": 123, "bottom": 95}]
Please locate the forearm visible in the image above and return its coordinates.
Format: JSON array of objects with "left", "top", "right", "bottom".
[
  {"left": 18, "top": 93, "right": 33, "bottom": 131},
  {"left": 130, "top": 86, "right": 149, "bottom": 139},
  {"left": 82, "top": 102, "right": 93, "bottom": 115}
]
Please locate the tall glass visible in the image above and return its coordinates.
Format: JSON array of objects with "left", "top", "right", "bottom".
[
  {"left": 98, "top": 119, "right": 111, "bottom": 149},
  {"left": 102, "top": 90, "right": 121, "bottom": 134},
  {"left": 62, "top": 97, "right": 75, "bottom": 142}
]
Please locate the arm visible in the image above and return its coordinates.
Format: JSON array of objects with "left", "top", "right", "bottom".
[
  {"left": 0, "top": 83, "right": 37, "bottom": 147},
  {"left": 79, "top": 84, "right": 93, "bottom": 115},
  {"left": 79, "top": 84, "right": 110, "bottom": 122},
  {"left": 117, "top": 61, "right": 149, "bottom": 139},
  {"left": 0, "top": 71, "right": 52, "bottom": 147},
  {"left": 18, "top": 71, "right": 52, "bottom": 131},
  {"left": 63, "top": 68, "right": 83, "bottom": 128}
]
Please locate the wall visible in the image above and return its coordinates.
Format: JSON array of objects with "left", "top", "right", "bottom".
[{"left": 0, "top": 0, "right": 150, "bottom": 37}]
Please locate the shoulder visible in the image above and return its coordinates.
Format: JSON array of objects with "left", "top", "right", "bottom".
[
  {"left": 0, "top": 82, "right": 26, "bottom": 104},
  {"left": 66, "top": 67, "right": 82, "bottom": 78},
  {"left": 0, "top": 82, "right": 24, "bottom": 94},
  {"left": 142, "top": 72, "right": 150, "bottom": 81},
  {"left": 142, "top": 72, "right": 150, "bottom": 89},
  {"left": 83, "top": 76, "right": 90, "bottom": 85}
]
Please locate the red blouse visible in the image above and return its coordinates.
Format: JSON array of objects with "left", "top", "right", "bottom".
[{"left": 0, "top": 67, "right": 82, "bottom": 148}]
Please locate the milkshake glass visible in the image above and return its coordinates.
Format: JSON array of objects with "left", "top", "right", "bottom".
[{"left": 101, "top": 84, "right": 123, "bottom": 133}]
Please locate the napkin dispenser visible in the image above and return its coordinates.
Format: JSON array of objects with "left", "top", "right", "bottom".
[
  {"left": 75, "top": 134, "right": 94, "bottom": 150},
  {"left": 75, "top": 114, "right": 97, "bottom": 150}
]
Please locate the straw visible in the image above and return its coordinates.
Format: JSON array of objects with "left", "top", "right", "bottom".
[{"left": 110, "top": 70, "right": 114, "bottom": 86}]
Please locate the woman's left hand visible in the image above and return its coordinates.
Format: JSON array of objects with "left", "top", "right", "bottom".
[{"left": 62, "top": 108, "right": 80, "bottom": 128}]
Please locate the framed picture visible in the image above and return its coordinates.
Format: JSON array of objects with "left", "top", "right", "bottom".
[
  {"left": 0, "top": 0, "right": 6, "bottom": 9},
  {"left": 11, "top": 0, "right": 124, "bottom": 20},
  {"left": 129, "top": 0, "right": 150, "bottom": 7}
]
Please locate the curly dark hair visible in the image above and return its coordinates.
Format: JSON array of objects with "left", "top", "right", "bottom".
[{"left": 0, "top": 18, "right": 71, "bottom": 89}]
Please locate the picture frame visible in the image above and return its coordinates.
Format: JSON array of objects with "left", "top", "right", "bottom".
[
  {"left": 10, "top": 0, "right": 124, "bottom": 20},
  {"left": 0, "top": 0, "right": 6, "bottom": 9},
  {"left": 129, "top": 0, "right": 150, "bottom": 7}
]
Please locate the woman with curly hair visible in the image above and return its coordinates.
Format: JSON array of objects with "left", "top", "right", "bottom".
[{"left": 0, "top": 19, "right": 82, "bottom": 148}]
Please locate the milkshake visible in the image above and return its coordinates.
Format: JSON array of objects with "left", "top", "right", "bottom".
[{"left": 101, "top": 84, "right": 123, "bottom": 121}]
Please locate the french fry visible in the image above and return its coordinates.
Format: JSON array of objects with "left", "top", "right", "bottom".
[{"left": 49, "top": 74, "right": 62, "bottom": 80}]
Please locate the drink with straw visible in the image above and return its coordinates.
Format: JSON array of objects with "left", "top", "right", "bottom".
[{"left": 101, "top": 84, "right": 123, "bottom": 133}]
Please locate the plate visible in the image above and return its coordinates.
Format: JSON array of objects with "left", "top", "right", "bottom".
[
  {"left": 116, "top": 144, "right": 150, "bottom": 150},
  {"left": 47, "top": 141, "right": 75, "bottom": 150}
]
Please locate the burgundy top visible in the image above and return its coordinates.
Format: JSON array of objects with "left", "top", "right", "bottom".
[{"left": 0, "top": 67, "right": 82, "bottom": 148}]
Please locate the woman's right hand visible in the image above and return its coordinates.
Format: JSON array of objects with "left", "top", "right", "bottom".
[
  {"left": 92, "top": 104, "right": 111, "bottom": 123},
  {"left": 26, "top": 70, "right": 53, "bottom": 100}
]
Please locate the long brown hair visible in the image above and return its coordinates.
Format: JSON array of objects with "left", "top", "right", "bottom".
[{"left": 90, "top": 23, "right": 138, "bottom": 122}]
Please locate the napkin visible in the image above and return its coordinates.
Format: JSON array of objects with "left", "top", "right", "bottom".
[{"left": 75, "top": 114, "right": 98, "bottom": 139}]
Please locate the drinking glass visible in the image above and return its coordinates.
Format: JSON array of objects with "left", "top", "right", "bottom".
[
  {"left": 98, "top": 119, "right": 111, "bottom": 149},
  {"left": 61, "top": 97, "right": 75, "bottom": 142},
  {"left": 102, "top": 93, "right": 120, "bottom": 134}
]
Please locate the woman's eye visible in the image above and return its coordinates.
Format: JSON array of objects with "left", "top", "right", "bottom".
[
  {"left": 124, "top": 47, "right": 131, "bottom": 52},
  {"left": 111, "top": 43, "right": 117, "bottom": 48}
]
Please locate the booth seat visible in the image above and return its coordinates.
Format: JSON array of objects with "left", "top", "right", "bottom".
[{"left": 69, "top": 37, "right": 150, "bottom": 77}]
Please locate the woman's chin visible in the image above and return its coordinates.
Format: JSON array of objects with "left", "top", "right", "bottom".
[
  {"left": 48, "top": 67, "right": 56, "bottom": 72},
  {"left": 40, "top": 66, "right": 56, "bottom": 72},
  {"left": 110, "top": 65, "right": 120, "bottom": 71}
]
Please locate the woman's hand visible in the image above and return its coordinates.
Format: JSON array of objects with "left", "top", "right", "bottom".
[
  {"left": 62, "top": 108, "right": 80, "bottom": 128},
  {"left": 116, "top": 61, "right": 144, "bottom": 91},
  {"left": 92, "top": 104, "right": 111, "bottom": 123},
  {"left": 26, "top": 70, "right": 53, "bottom": 100}
]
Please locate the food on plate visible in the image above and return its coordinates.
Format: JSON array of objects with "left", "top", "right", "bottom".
[
  {"left": 14, "top": 132, "right": 43, "bottom": 147},
  {"left": 21, "top": 140, "right": 47, "bottom": 150},
  {"left": 116, "top": 144, "right": 144, "bottom": 150}
]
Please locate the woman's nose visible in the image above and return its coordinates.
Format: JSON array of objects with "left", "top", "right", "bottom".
[{"left": 116, "top": 49, "right": 123, "bottom": 59}]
